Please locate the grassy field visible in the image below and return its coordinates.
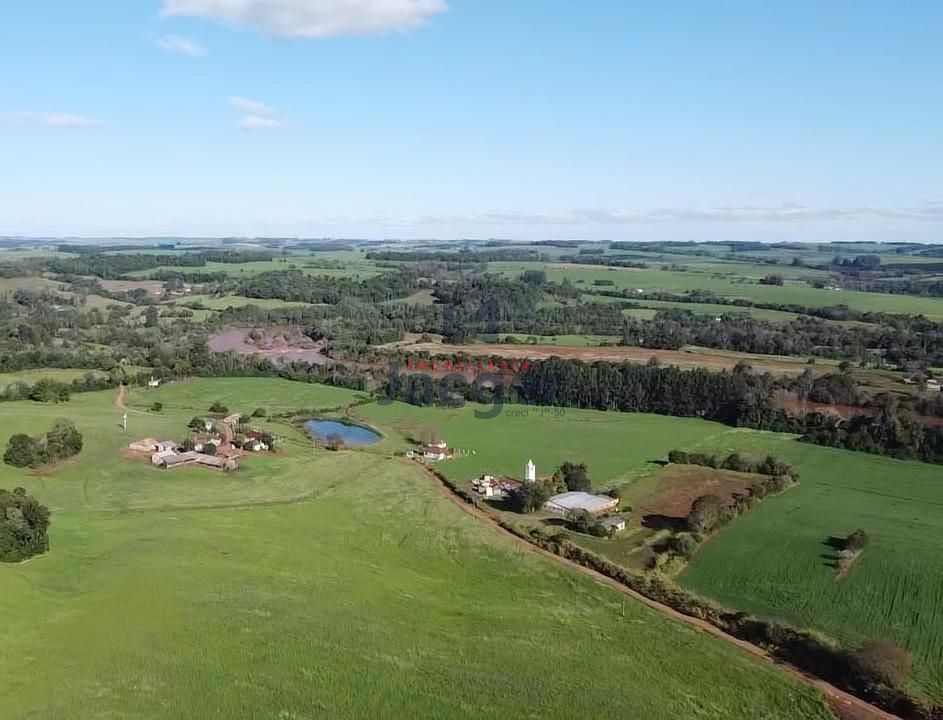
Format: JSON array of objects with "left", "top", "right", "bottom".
[
  {"left": 0, "top": 368, "right": 106, "bottom": 390},
  {"left": 128, "top": 256, "right": 383, "bottom": 280},
  {"left": 493, "top": 262, "right": 943, "bottom": 318},
  {"left": 583, "top": 295, "right": 803, "bottom": 322},
  {"left": 0, "top": 380, "right": 832, "bottom": 719}
]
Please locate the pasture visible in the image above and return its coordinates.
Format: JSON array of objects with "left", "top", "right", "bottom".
[
  {"left": 0, "top": 380, "right": 831, "bottom": 719},
  {"left": 493, "top": 261, "right": 943, "bottom": 318},
  {"left": 0, "top": 368, "right": 107, "bottom": 390}
]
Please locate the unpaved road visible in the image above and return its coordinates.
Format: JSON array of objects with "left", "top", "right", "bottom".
[{"left": 409, "top": 460, "right": 902, "bottom": 720}]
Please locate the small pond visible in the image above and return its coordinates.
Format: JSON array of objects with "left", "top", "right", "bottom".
[{"left": 303, "top": 419, "right": 381, "bottom": 446}]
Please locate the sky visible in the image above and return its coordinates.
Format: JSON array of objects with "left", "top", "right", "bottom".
[{"left": 1, "top": 0, "right": 941, "bottom": 242}]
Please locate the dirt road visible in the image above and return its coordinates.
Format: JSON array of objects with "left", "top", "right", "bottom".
[{"left": 409, "top": 460, "right": 902, "bottom": 720}]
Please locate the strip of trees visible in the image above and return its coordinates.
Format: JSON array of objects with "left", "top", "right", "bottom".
[{"left": 3, "top": 420, "right": 83, "bottom": 469}]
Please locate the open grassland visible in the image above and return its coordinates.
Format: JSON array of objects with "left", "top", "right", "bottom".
[
  {"left": 584, "top": 294, "right": 803, "bottom": 322},
  {"left": 0, "top": 381, "right": 831, "bottom": 720},
  {"left": 0, "top": 276, "right": 69, "bottom": 294},
  {"left": 127, "top": 376, "right": 369, "bottom": 416},
  {"left": 493, "top": 262, "right": 943, "bottom": 318},
  {"left": 357, "top": 401, "right": 730, "bottom": 487},
  {"left": 0, "top": 368, "right": 106, "bottom": 390}
]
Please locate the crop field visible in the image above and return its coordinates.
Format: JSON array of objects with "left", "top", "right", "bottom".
[
  {"left": 0, "top": 380, "right": 832, "bottom": 719},
  {"left": 676, "top": 432, "right": 943, "bottom": 701},
  {"left": 492, "top": 261, "right": 943, "bottom": 318}
]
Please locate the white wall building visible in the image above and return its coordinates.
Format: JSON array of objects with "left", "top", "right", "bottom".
[{"left": 525, "top": 459, "right": 536, "bottom": 483}]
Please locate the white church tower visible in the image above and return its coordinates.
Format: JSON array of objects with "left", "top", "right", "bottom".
[{"left": 525, "top": 459, "right": 537, "bottom": 483}]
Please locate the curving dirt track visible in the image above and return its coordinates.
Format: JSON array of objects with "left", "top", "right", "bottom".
[{"left": 409, "top": 460, "right": 901, "bottom": 720}]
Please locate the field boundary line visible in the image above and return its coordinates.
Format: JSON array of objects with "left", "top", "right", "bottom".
[{"left": 409, "top": 459, "right": 902, "bottom": 720}]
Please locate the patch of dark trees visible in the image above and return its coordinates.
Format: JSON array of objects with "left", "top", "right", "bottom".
[
  {"left": 0, "top": 488, "right": 51, "bottom": 563},
  {"left": 3, "top": 419, "right": 84, "bottom": 469}
]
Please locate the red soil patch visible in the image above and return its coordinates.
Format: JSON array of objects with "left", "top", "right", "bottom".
[
  {"left": 635, "top": 465, "right": 760, "bottom": 524},
  {"left": 209, "top": 326, "right": 332, "bottom": 365}
]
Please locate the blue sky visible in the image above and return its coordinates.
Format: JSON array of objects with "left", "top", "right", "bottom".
[{"left": 1, "top": 0, "right": 941, "bottom": 241}]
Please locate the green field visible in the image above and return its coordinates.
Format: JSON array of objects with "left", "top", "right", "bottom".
[
  {"left": 128, "top": 256, "right": 383, "bottom": 280},
  {"left": 583, "top": 295, "right": 803, "bottom": 322},
  {"left": 493, "top": 262, "right": 943, "bottom": 318},
  {"left": 0, "top": 368, "right": 106, "bottom": 390},
  {"left": 677, "top": 432, "right": 943, "bottom": 701},
  {"left": 0, "top": 380, "right": 832, "bottom": 719}
]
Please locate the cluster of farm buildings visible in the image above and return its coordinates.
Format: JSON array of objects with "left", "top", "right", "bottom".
[
  {"left": 420, "top": 444, "right": 627, "bottom": 534},
  {"left": 127, "top": 413, "right": 277, "bottom": 472}
]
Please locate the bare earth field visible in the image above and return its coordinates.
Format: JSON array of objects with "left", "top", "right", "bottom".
[
  {"left": 209, "top": 326, "right": 332, "bottom": 365},
  {"left": 390, "top": 341, "right": 831, "bottom": 375},
  {"left": 635, "top": 465, "right": 760, "bottom": 526}
]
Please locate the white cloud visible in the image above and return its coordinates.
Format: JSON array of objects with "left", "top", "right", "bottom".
[
  {"left": 229, "top": 96, "right": 277, "bottom": 116},
  {"left": 161, "top": 0, "right": 447, "bottom": 38},
  {"left": 1, "top": 112, "right": 102, "bottom": 128},
  {"left": 228, "top": 96, "right": 293, "bottom": 129},
  {"left": 157, "top": 34, "right": 207, "bottom": 57}
]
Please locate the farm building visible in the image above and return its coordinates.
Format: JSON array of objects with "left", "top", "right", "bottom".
[
  {"left": 544, "top": 491, "right": 619, "bottom": 516},
  {"left": 130, "top": 438, "right": 177, "bottom": 453},
  {"left": 151, "top": 449, "right": 177, "bottom": 466},
  {"left": 424, "top": 440, "right": 449, "bottom": 461},
  {"left": 599, "top": 516, "right": 628, "bottom": 534},
  {"left": 154, "top": 450, "right": 239, "bottom": 472}
]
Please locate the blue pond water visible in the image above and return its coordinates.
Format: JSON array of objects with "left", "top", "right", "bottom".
[{"left": 304, "top": 419, "right": 381, "bottom": 446}]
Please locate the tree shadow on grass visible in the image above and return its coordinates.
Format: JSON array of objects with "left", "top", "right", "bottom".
[
  {"left": 641, "top": 513, "right": 687, "bottom": 532},
  {"left": 820, "top": 535, "right": 847, "bottom": 569}
]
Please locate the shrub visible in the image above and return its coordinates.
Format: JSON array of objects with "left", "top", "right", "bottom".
[
  {"left": 845, "top": 528, "right": 870, "bottom": 552},
  {"left": 3, "top": 435, "right": 39, "bottom": 468},
  {"left": 849, "top": 640, "right": 912, "bottom": 689},
  {"left": 667, "top": 450, "right": 688, "bottom": 464},
  {"left": 208, "top": 401, "right": 228, "bottom": 413},
  {"left": 687, "top": 494, "right": 725, "bottom": 533},
  {"left": 151, "top": 402, "right": 163, "bottom": 412},
  {"left": 251, "top": 407, "right": 267, "bottom": 418}
]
